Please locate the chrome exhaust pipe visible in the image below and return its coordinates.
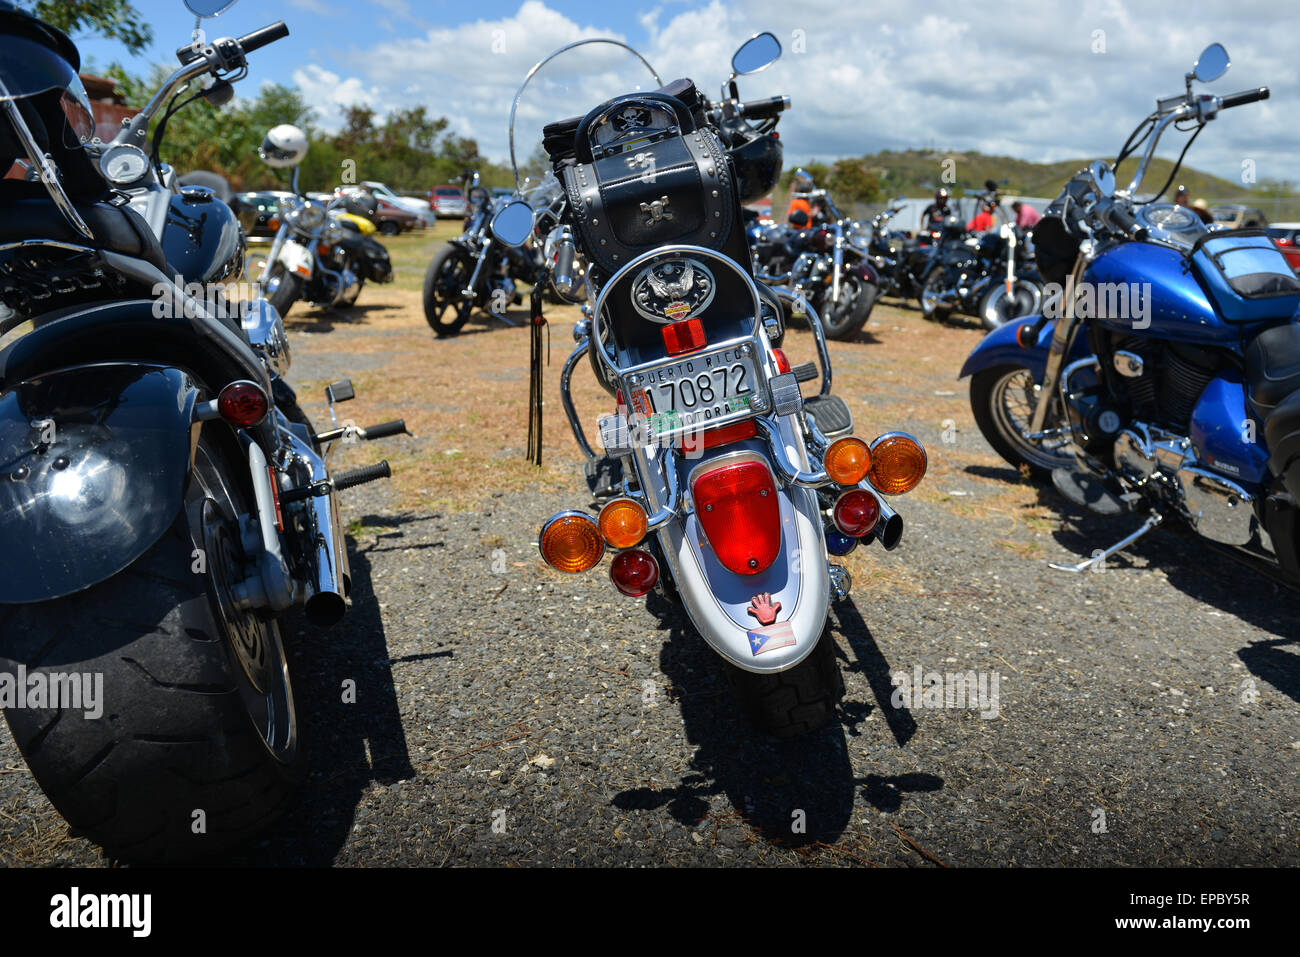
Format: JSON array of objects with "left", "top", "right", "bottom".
[
  {"left": 302, "top": 486, "right": 350, "bottom": 626},
  {"left": 281, "top": 425, "right": 351, "bottom": 626},
  {"left": 874, "top": 495, "right": 904, "bottom": 550}
]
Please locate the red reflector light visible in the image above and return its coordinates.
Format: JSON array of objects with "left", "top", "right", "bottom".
[
  {"left": 610, "top": 548, "right": 659, "bottom": 597},
  {"left": 773, "top": 348, "right": 791, "bottom": 374},
  {"left": 833, "top": 488, "right": 880, "bottom": 538},
  {"left": 662, "top": 317, "right": 707, "bottom": 356},
  {"left": 677, "top": 419, "right": 758, "bottom": 453},
  {"left": 217, "top": 381, "right": 269, "bottom": 427},
  {"left": 691, "top": 459, "right": 781, "bottom": 575}
]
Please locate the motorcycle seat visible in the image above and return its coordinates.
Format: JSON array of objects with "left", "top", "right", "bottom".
[
  {"left": 0, "top": 193, "right": 170, "bottom": 275},
  {"left": 1244, "top": 321, "right": 1300, "bottom": 415},
  {"left": 804, "top": 393, "right": 853, "bottom": 437}
]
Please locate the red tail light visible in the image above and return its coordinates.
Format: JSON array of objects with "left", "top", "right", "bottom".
[
  {"left": 217, "top": 381, "right": 269, "bottom": 427},
  {"left": 610, "top": 548, "right": 659, "bottom": 596},
  {"left": 662, "top": 317, "right": 707, "bottom": 356},
  {"left": 772, "top": 348, "right": 791, "bottom": 374},
  {"left": 833, "top": 488, "right": 880, "bottom": 538},
  {"left": 691, "top": 459, "right": 781, "bottom": 575}
]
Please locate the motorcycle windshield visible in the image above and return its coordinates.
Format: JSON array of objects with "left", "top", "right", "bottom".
[
  {"left": 0, "top": 34, "right": 95, "bottom": 147},
  {"left": 507, "top": 38, "right": 663, "bottom": 192}
]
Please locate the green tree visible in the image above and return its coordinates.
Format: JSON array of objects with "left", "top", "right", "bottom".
[
  {"left": 21, "top": 0, "right": 152, "bottom": 55},
  {"left": 827, "top": 159, "right": 881, "bottom": 205}
]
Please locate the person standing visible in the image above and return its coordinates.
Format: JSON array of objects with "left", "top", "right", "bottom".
[{"left": 1011, "top": 200, "right": 1041, "bottom": 230}]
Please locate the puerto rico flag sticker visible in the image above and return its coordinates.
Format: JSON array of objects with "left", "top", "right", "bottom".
[{"left": 748, "top": 622, "right": 796, "bottom": 656}]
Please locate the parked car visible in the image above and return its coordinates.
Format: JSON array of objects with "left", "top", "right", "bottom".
[
  {"left": 429, "top": 185, "right": 468, "bottom": 218},
  {"left": 231, "top": 189, "right": 295, "bottom": 237},
  {"left": 333, "top": 187, "right": 420, "bottom": 235},
  {"left": 349, "top": 181, "right": 436, "bottom": 225},
  {"left": 1210, "top": 204, "right": 1268, "bottom": 229},
  {"left": 1267, "top": 223, "right": 1300, "bottom": 272}
]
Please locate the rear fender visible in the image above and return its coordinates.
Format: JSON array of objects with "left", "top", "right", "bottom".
[
  {"left": 643, "top": 423, "right": 829, "bottom": 674},
  {"left": 0, "top": 363, "right": 199, "bottom": 603}
]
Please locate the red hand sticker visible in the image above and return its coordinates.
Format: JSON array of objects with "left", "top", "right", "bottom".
[{"left": 747, "top": 592, "right": 781, "bottom": 626}]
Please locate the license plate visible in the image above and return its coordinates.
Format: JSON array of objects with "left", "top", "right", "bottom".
[{"left": 626, "top": 346, "right": 761, "bottom": 441}]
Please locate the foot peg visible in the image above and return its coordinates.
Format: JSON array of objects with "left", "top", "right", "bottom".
[
  {"left": 333, "top": 460, "right": 392, "bottom": 492},
  {"left": 1049, "top": 511, "right": 1163, "bottom": 573},
  {"left": 313, "top": 419, "right": 408, "bottom": 444},
  {"left": 791, "top": 361, "right": 819, "bottom": 383}
]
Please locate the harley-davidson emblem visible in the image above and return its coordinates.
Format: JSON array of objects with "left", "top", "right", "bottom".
[
  {"left": 640, "top": 196, "right": 673, "bottom": 226},
  {"left": 630, "top": 257, "right": 715, "bottom": 324}
]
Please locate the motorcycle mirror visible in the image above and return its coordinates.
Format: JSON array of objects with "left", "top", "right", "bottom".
[
  {"left": 1193, "top": 42, "right": 1229, "bottom": 83},
  {"left": 489, "top": 200, "right": 534, "bottom": 247},
  {"left": 184, "top": 0, "right": 239, "bottom": 17},
  {"left": 731, "top": 32, "right": 781, "bottom": 76},
  {"left": 1088, "top": 160, "right": 1115, "bottom": 196}
]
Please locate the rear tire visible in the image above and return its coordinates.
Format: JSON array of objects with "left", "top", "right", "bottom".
[
  {"left": 422, "top": 244, "right": 475, "bottom": 337},
  {"left": 727, "top": 624, "right": 843, "bottom": 739},
  {"left": 0, "top": 435, "right": 306, "bottom": 862},
  {"left": 378, "top": 220, "right": 400, "bottom": 236}
]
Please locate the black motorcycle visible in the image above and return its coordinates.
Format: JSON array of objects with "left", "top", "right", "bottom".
[
  {"left": 919, "top": 188, "right": 1043, "bottom": 330},
  {"left": 748, "top": 172, "right": 881, "bottom": 340},
  {"left": 421, "top": 171, "right": 554, "bottom": 337},
  {"left": 864, "top": 200, "right": 945, "bottom": 302},
  {"left": 0, "top": 0, "right": 405, "bottom": 861}
]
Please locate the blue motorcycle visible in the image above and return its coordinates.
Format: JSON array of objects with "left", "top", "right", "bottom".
[{"left": 961, "top": 43, "right": 1300, "bottom": 579}]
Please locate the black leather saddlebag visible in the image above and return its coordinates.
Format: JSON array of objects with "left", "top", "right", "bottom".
[{"left": 558, "top": 95, "right": 736, "bottom": 275}]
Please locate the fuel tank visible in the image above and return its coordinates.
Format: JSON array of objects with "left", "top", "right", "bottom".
[
  {"left": 162, "top": 186, "right": 246, "bottom": 285},
  {"left": 1085, "top": 242, "right": 1232, "bottom": 346}
]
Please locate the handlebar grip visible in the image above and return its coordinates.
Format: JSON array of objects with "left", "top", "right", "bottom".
[
  {"left": 1108, "top": 204, "right": 1148, "bottom": 241},
  {"left": 1221, "top": 87, "right": 1269, "bottom": 109},
  {"left": 739, "top": 95, "right": 790, "bottom": 119},
  {"left": 360, "top": 419, "right": 407, "bottom": 440},
  {"left": 236, "top": 21, "right": 289, "bottom": 56}
]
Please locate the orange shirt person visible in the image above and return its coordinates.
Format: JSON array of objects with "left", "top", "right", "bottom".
[{"left": 967, "top": 202, "right": 996, "bottom": 233}]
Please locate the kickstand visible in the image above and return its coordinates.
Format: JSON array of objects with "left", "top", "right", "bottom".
[{"left": 1048, "top": 511, "right": 1164, "bottom": 573}]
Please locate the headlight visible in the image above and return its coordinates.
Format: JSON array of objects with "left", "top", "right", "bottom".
[{"left": 287, "top": 202, "right": 326, "bottom": 232}]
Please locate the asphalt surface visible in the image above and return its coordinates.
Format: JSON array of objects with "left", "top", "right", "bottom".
[{"left": 1, "top": 291, "right": 1297, "bottom": 867}]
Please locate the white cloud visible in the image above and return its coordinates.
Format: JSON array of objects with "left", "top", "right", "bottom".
[
  {"left": 293, "top": 0, "right": 1300, "bottom": 189},
  {"left": 290, "top": 64, "right": 385, "bottom": 132},
  {"left": 287, "top": 0, "right": 333, "bottom": 15}
]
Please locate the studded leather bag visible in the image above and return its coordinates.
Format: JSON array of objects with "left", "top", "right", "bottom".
[{"left": 561, "top": 125, "right": 735, "bottom": 275}]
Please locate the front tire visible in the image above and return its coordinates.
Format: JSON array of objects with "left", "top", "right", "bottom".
[
  {"left": 0, "top": 435, "right": 306, "bottom": 862},
  {"left": 977, "top": 278, "right": 1041, "bottom": 331},
  {"left": 970, "top": 364, "right": 1076, "bottom": 479},
  {"left": 422, "top": 244, "right": 475, "bottom": 338},
  {"left": 727, "top": 624, "right": 843, "bottom": 739},
  {"left": 919, "top": 268, "right": 953, "bottom": 322},
  {"left": 821, "top": 274, "right": 878, "bottom": 341}
]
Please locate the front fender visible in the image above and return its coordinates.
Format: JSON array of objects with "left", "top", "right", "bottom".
[
  {"left": 851, "top": 257, "right": 880, "bottom": 286},
  {"left": 0, "top": 363, "right": 198, "bottom": 604},
  {"left": 958, "top": 314, "right": 1053, "bottom": 380}
]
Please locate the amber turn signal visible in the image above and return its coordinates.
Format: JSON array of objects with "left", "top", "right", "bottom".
[
  {"left": 868, "top": 432, "right": 927, "bottom": 495},
  {"left": 824, "top": 437, "right": 872, "bottom": 486},
  {"left": 598, "top": 498, "right": 648, "bottom": 549},
  {"left": 538, "top": 511, "right": 604, "bottom": 573}
]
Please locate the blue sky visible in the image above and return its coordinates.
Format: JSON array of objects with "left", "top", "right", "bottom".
[{"left": 71, "top": 0, "right": 1300, "bottom": 189}]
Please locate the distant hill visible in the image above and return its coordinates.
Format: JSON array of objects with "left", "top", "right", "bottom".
[{"left": 779, "top": 148, "right": 1300, "bottom": 220}]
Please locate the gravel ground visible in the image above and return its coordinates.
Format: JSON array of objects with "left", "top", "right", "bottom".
[{"left": 1, "top": 269, "right": 1296, "bottom": 867}]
